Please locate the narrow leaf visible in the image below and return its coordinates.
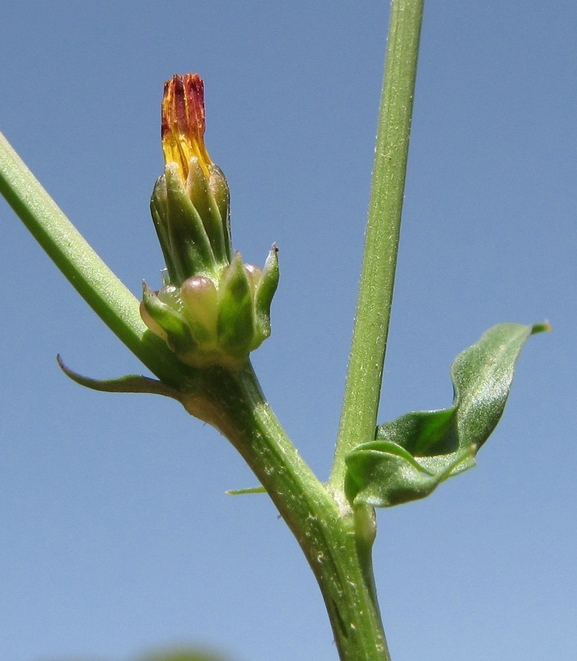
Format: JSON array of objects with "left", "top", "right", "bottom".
[
  {"left": 225, "top": 486, "right": 267, "bottom": 496},
  {"left": 57, "top": 355, "right": 182, "bottom": 401}
]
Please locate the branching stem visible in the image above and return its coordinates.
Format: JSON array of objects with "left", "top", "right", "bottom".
[
  {"left": 0, "top": 1, "right": 426, "bottom": 658},
  {"left": 185, "top": 363, "right": 391, "bottom": 661}
]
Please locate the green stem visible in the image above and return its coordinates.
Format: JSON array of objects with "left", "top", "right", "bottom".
[
  {"left": 0, "top": 131, "right": 188, "bottom": 387},
  {"left": 0, "top": 130, "right": 392, "bottom": 656},
  {"left": 185, "top": 362, "right": 391, "bottom": 661},
  {"left": 0, "top": 2, "right": 426, "bottom": 650},
  {"left": 330, "top": 0, "right": 425, "bottom": 494}
]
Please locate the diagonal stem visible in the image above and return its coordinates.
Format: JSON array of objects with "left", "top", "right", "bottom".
[{"left": 0, "top": 131, "right": 188, "bottom": 387}]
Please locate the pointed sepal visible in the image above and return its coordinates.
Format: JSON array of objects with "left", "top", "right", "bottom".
[
  {"left": 140, "top": 281, "right": 196, "bottom": 355},
  {"left": 253, "top": 245, "right": 280, "bottom": 346},
  {"left": 217, "top": 253, "right": 255, "bottom": 359}
]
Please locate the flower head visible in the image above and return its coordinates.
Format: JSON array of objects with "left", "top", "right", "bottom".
[
  {"left": 161, "top": 74, "right": 212, "bottom": 181},
  {"left": 143, "top": 73, "right": 280, "bottom": 370},
  {"left": 152, "top": 74, "right": 230, "bottom": 284}
]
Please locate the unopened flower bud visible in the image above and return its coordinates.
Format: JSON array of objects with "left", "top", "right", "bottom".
[
  {"left": 141, "top": 74, "right": 279, "bottom": 369},
  {"left": 151, "top": 73, "right": 231, "bottom": 285}
]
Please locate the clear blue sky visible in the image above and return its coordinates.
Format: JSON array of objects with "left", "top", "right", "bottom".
[{"left": 1, "top": 2, "right": 576, "bottom": 660}]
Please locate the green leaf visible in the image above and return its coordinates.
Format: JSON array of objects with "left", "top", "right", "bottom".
[
  {"left": 138, "top": 651, "right": 230, "bottom": 661},
  {"left": 225, "top": 485, "right": 267, "bottom": 495},
  {"left": 345, "top": 322, "right": 550, "bottom": 508},
  {"left": 57, "top": 355, "right": 183, "bottom": 401}
]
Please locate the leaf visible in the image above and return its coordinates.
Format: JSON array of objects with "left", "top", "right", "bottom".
[
  {"left": 226, "top": 485, "right": 267, "bottom": 495},
  {"left": 138, "top": 651, "right": 230, "bottom": 661},
  {"left": 57, "top": 355, "right": 182, "bottom": 401},
  {"left": 345, "top": 322, "right": 550, "bottom": 508}
]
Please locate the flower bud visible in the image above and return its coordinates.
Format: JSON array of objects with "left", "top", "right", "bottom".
[
  {"left": 141, "top": 74, "right": 279, "bottom": 369},
  {"left": 151, "top": 74, "right": 231, "bottom": 284},
  {"left": 161, "top": 73, "right": 210, "bottom": 181}
]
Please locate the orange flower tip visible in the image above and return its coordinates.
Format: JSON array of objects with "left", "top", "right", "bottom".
[{"left": 161, "top": 73, "right": 212, "bottom": 181}]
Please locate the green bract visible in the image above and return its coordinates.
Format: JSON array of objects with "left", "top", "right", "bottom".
[{"left": 150, "top": 160, "right": 231, "bottom": 284}]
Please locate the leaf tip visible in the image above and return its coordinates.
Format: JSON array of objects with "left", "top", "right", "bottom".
[
  {"left": 56, "top": 353, "right": 76, "bottom": 380},
  {"left": 531, "top": 321, "right": 552, "bottom": 335},
  {"left": 55, "top": 354, "right": 182, "bottom": 399},
  {"left": 225, "top": 485, "right": 266, "bottom": 496}
]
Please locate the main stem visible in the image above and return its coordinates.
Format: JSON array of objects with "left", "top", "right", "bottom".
[
  {"left": 186, "top": 363, "right": 391, "bottom": 661},
  {"left": 330, "top": 0, "right": 425, "bottom": 494}
]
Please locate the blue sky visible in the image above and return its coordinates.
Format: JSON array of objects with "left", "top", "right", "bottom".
[{"left": 1, "top": 1, "right": 576, "bottom": 660}]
